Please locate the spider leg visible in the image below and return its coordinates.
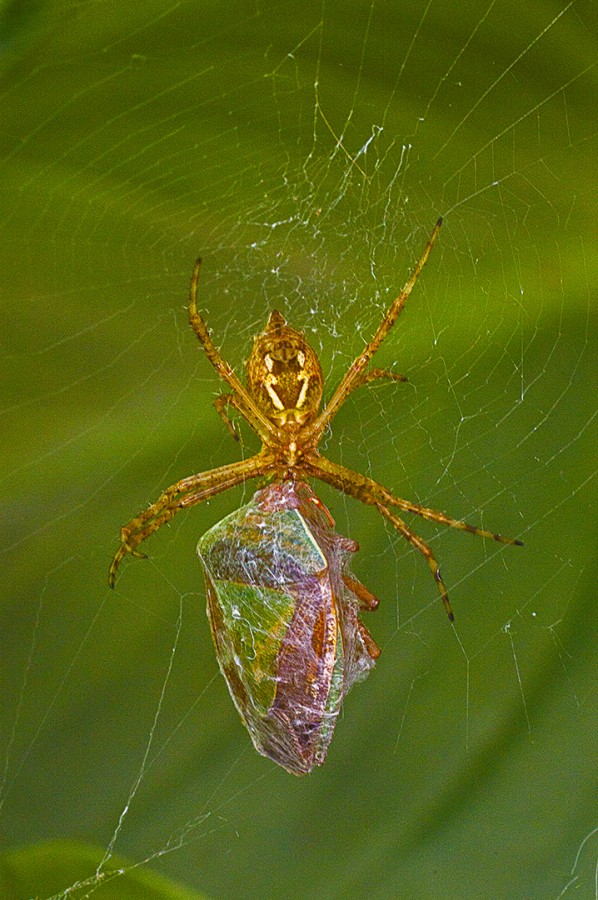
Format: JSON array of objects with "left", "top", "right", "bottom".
[
  {"left": 308, "top": 454, "right": 523, "bottom": 546},
  {"left": 361, "top": 368, "right": 408, "bottom": 386},
  {"left": 109, "top": 452, "right": 274, "bottom": 587},
  {"left": 188, "top": 259, "right": 276, "bottom": 442},
  {"left": 214, "top": 393, "right": 241, "bottom": 442},
  {"left": 376, "top": 501, "right": 454, "bottom": 621},
  {"left": 309, "top": 218, "right": 442, "bottom": 440},
  {"left": 306, "top": 453, "right": 522, "bottom": 619}
]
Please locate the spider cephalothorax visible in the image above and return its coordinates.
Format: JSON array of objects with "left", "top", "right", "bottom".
[{"left": 109, "top": 217, "right": 522, "bottom": 622}]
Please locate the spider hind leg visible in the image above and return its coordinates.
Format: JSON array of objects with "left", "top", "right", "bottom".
[{"left": 376, "top": 502, "right": 455, "bottom": 621}]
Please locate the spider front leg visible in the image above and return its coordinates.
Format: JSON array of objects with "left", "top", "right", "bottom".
[
  {"left": 188, "top": 259, "right": 275, "bottom": 443},
  {"left": 109, "top": 452, "right": 273, "bottom": 587},
  {"left": 310, "top": 218, "right": 442, "bottom": 441}
]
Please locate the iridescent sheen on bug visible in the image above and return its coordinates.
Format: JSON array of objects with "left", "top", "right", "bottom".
[{"left": 197, "top": 480, "right": 380, "bottom": 775}]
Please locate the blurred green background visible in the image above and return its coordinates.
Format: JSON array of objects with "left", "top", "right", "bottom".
[{"left": 0, "top": 1, "right": 596, "bottom": 898}]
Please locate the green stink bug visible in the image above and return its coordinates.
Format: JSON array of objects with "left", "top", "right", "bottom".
[{"left": 197, "top": 480, "right": 380, "bottom": 775}]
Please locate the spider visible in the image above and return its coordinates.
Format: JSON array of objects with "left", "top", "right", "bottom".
[{"left": 109, "top": 217, "right": 522, "bottom": 618}]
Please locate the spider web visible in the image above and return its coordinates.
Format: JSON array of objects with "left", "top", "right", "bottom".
[{"left": 0, "top": 1, "right": 596, "bottom": 897}]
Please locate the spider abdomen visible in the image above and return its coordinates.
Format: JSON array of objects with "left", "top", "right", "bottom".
[{"left": 245, "top": 310, "right": 324, "bottom": 427}]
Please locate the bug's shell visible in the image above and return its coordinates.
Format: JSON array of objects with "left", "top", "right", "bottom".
[{"left": 197, "top": 480, "right": 378, "bottom": 775}]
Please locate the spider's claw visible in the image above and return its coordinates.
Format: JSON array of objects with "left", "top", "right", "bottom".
[
  {"left": 434, "top": 567, "right": 455, "bottom": 621},
  {"left": 489, "top": 531, "right": 524, "bottom": 547},
  {"left": 108, "top": 540, "right": 149, "bottom": 588},
  {"left": 130, "top": 549, "right": 148, "bottom": 560}
]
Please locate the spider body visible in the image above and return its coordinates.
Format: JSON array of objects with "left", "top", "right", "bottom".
[
  {"left": 110, "top": 217, "right": 521, "bottom": 649},
  {"left": 246, "top": 310, "right": 324, "bottom": 431},
  {"left": 198, "top": 480, "right": 379, "bottom": 775}
]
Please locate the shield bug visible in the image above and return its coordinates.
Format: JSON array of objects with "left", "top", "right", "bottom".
[{"left": 197, "top": 480, "right": 380, "bottom": 775}]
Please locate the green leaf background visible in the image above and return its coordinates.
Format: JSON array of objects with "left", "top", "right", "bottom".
[{"left": 1, "top": 1, "right": 595, "bottom": 898}]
